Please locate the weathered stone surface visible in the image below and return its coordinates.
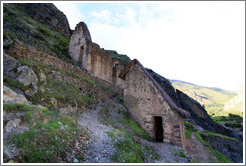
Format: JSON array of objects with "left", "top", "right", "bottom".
[
  {"left": 3, "top": 52, "right": 19, "bottom": 79},
  {"left": 16, "top": 66, "right": 38, "bottom": 86},
  {"left": 3, "top": 85, "right": 29, "bottom": 104},
  {"left": 69, "top": 22, "right": 92, "bottom": 69},
  {"left": 5, "top": 118, "right": 21, "bottom": 132}
]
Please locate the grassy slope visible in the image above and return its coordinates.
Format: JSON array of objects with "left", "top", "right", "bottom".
[
  {"left": 3, "top": 3, "right": 72, "bottom": 63},
  {"left": 171, "top": 80, "right": 239, "bottom": 116}
]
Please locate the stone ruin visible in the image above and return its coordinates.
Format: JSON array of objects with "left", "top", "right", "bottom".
[{"left": 69, "top": 22, "right": 190, "bottom": 149}]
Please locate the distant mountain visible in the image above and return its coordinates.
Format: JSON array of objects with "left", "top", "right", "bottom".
[{"left": 170, "top": 80, "right": 240, "bottom": 116}]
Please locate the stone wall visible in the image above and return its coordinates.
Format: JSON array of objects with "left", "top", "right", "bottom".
[
  {"left": 69, "top": 22, "right": 188, "bottom": 149},
  {"left": 69, "top": 22, "right": 91, "bottom": 69},
  {"left": 123, "top": 63, "right": 185, "bottom": 148},
  {"left": 87, "top": 43, "right": 125, "bottom": 90}
]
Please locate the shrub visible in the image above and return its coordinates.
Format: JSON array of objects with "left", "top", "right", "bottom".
[
  {"left": 184, "top": 121, "right": 197, "bottom": 132},
  {"left": 185, "top": 130, "right": 192, "bottom": 139}
]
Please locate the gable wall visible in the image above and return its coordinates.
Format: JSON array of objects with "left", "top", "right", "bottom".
[{"left": 123, "top": 63, "right": 185, "bottom": 147}]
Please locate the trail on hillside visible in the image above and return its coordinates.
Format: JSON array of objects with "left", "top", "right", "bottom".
[
  {"left": 77, "top": 105, "right": 116, "bottom": 163},
  {"left": 77, "top": 103, "right": 191, "bottom": 163}
]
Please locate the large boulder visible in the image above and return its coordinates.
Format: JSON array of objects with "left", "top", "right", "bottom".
[
  {"left": 3, "top": 85, "right": 29, "bottom": 104},
  {"left": 69, "top": 22, "right": 92, "bottom": 70},
  {"left": 3, "top": 52, "right": 19, "bottom": 79},
  {"left": 15, "top": 66, "right": 38, "bottom": 86}
]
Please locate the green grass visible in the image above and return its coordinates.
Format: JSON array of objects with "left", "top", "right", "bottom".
[
  {"left": 185, "top": 130, "right": 192, "bottom": 139},
  {"left": 105, "top": 50, "right": 131, "bottom": 65},
  {"left": 32, "top": 78, "right": 94, "bottom": 107},
  {"left": 199, "top": 131, "right": 238, "bottom": 141},
  {"left": 99, "top": 106, "right": 157, "bottom": 163},
  {"left": 3, "top": 78, "right": 30, "bottom": 91},
  {"left": 8, "top": 106, "right": 84, "bottom": 163},
  {"left": 184, "top": 121, "right": 197, "bottom": 132},
  {"left": 3, "top": 3, "right": 72, "bottom": 63},
  {"left": 112, "top": 132, "right": 158, "bottom": 163},
  {"left": 3, "top": 103, "right": 48, "bottom": 113},
  {"left": 121, "top": 112, "right": 152, "bottom": 141},
  {"left": 212, "top": 114, "right": 243, "bottom": 130},
  {"left": 179, "top": 151, "right": 186, "bottom": 158}
]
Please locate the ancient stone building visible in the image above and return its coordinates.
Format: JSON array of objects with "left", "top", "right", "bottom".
[
  {"left": 69, "top": 22, "right": 91, "bottom": 70},
  {"left": 69, "top": 22, "right": 190, "bottom": 149}
]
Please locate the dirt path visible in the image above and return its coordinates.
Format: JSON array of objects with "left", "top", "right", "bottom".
[
  {"left": 77, "top": 103, "right": 191, "bottom": 163},
  {"left": 77, "top": 105, "right": 116, "bottom": 163}
]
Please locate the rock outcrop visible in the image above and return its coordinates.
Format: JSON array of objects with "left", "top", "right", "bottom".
[
  {"left": 69, "top": 22, "right": 92, "bottom": 69},
  {"left": 16, "top": 66, "right": 38, "bottom": 86},
  {"left": 18, "top": 3, "right": 71, "bottom": 36},
  {"left": 3, "top": 85, "right": 29, "bottom": 104}
]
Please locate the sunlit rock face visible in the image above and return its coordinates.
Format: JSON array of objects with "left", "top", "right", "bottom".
[{"left": 69, "top": 22, "right": 92, "bottom": 70}]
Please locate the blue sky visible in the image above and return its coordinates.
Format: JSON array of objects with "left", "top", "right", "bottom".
[{"left": 54, "top": 1, "right": 245, "bottom": 91}]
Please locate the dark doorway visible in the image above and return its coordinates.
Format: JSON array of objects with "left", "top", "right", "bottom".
[
  {"left": 78, "top": 46, "right": 84, "bottom": 66},
  {"left": 154, "top": 116, "right": 163, "bottom": 142}
]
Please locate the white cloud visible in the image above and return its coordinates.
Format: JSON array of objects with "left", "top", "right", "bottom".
[
  {"left": 55, "top": 1, "right": 244, "bottom": 91},
  {"left": 89, "top": 2, "right": 245, "bottom": 91},
  {"left": 53, "top": 2, "right": 84, "bottom": 29}
]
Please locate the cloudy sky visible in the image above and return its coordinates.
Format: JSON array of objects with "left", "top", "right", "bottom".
[{"left": 54, "top": 1, "right": 245, "bottom": 91}]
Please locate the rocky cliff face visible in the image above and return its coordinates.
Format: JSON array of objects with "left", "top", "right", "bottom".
[
  {"left": 18, "top": 3, "right": 71, "bottom": 36},
  {"left": 200, "top": 133, "right": 243, "bottom": 163}
]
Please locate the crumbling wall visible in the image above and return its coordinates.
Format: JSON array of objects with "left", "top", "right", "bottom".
[
  {"left": 87, "top": 43, "right": 125, "bottom": 90},
  {"left": 69, "top": 22, "right": 91, "bottom": 70}
]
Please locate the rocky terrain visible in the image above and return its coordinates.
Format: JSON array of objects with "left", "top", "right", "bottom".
[{"left": 2, "top": 3, "right": 243, "bottom": 163}]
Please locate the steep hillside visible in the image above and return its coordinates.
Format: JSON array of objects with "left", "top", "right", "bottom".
[
  {"left": 2, "top": 3, "right": 242, "bottom": 164},
  {"left": 2, "top": 3, "right": 191, "bottom": 163},
  {"left": 171, "top": 80, "right": 239, "bottom": 116},
  {"left": 3, "top": 3, "right": 72, "bottom": 62}
]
